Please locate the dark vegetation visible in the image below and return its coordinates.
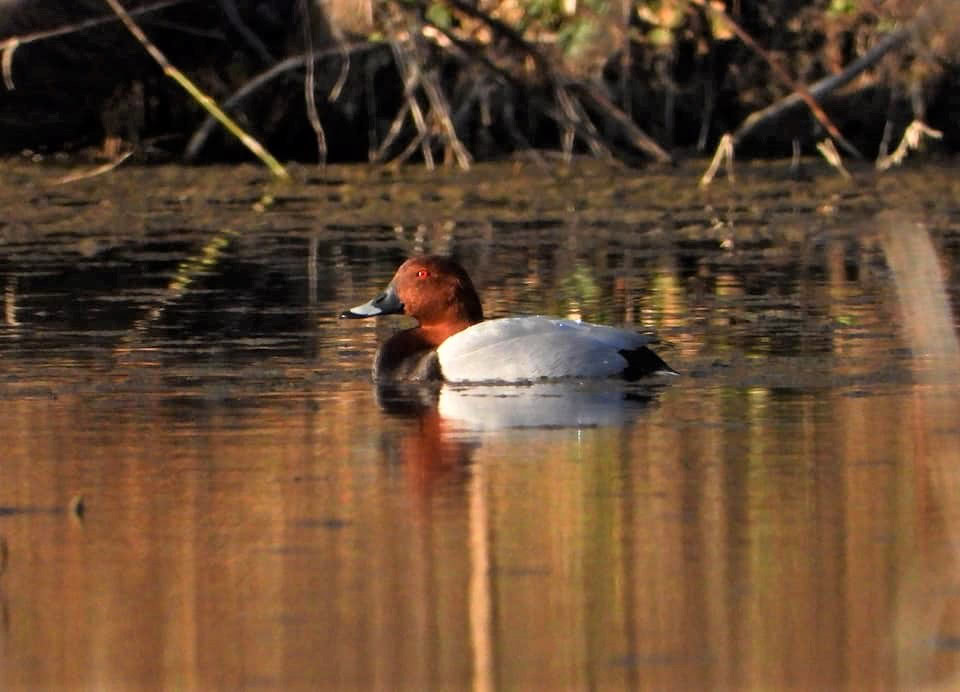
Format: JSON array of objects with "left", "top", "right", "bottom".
[{"left": 0, "top": 0, "right": 956, "bottom": 167}]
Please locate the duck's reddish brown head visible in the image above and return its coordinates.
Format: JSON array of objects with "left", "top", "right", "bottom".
[
  {"left": 392, "top": 256, "right": 483, "bottom": 329},
  {"left": 341, "top": 255, "right": 484, "bottom": 344}
]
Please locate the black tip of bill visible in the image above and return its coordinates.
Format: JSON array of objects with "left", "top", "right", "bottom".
[{"left": 340, "top": 285, "right": 404, "bottom": 320}]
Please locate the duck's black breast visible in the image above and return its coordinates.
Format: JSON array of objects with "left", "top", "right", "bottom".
[{"left": 373, "top": 342, "right": 443, "bottom": 382}]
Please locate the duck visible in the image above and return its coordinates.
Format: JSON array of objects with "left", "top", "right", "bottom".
[{"left": 340, "top": 256, "right": 675, "bottom": 383}]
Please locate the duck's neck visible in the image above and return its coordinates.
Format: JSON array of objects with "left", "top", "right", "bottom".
[{"left": 419, "top": 318, "right": 477, "bottom": 347}]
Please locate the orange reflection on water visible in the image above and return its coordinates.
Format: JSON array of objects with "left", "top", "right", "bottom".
[{"left": 1, "top": 357, "right": 959, "bottom": 689}]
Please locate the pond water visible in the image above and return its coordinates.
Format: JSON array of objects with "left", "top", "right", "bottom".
[{"left": 2, "top": 157, "right": 960, "bottom": 690}]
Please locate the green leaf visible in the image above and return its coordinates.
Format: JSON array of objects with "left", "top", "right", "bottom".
[{"left": 425, "top": 2, "right": 453, "bottom": 29}]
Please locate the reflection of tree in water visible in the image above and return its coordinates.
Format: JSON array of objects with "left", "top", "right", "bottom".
[{"left": 881, "top": 210, "right": 960, "bottom": 690}]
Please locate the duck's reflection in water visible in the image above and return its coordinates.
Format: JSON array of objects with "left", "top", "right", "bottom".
[
  {"left": 375, "top": 380, "right": 667, "bottom": 494},
  {"left": 375, "top": 382, "right": 470, "bottom": 499},
  {"left": 435, "top": 382, "right": 662, "bottom": 431},
  {"left": 373, "top": 379, "right": 669, "bottom": 690}
]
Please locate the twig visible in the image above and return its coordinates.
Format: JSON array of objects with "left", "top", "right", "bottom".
[
  {"left": 390, "top": 126, "right": 429, "bottom": 168},
  {"left": 102, "top": 0, "right": 289, "bottom": 179},
  {"left": 699, "top": 133, "right": 734, "bottom": 187},
  {"left": 52, "top": 150, "right": 135, "bottom": 185},
  {"left": 388, "top": 38, "right": 434, "bottom": 168},
  {"left": 575, "top": 82, "right": 671, "bottom": 162},
  {"left": 618, "top": 0, "right": 632, "bottom": 122},
  {"left": 697, "top": 77, "right": 715, "bottom": 152},
  {"left": 790, "top": 139, "right": 802, "bottom": 175},
  {"left": 556, "top": 86, "right": 611, "bottom": 160},
  {"left": 559, "top": 106, "right": 574, "bottom": 161},
  {"left": 876, "top": 120, "right": 942, "bottom": 170},
  {"left": 299, "top": 0, "right": 327, "bottom": 167},
  {"left": 419, "top": 68, "right": 473, "bottom": 169},
  {"left": 816, "top": 138, "right": 851, "bottom": 179},
  {"left": 320, "top": 2, "right": 351, "bottom": 104},
  {"left": 1, "top": 39, "right": 15, "bottom": 90},
  {"left": 0, "top": 0, "right": 192, "bottom": 90},
  {"left": 373, "top": 100, "right": 412, "bottom": 162},
  {"left": 329, "top": 47, "right": 350, "bottom": 104}
]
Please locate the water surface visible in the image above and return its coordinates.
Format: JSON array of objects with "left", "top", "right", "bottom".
[{"left": 2, "top": 159, "right": 960, "bottom": 690}]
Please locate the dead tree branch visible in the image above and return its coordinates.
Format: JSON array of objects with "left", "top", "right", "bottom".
[
  {"left": 441, "top": 0, "right": 672, "bottom": 163},
  {"left": 694, "top": 0, "right": 864, "bottom": 158},
  {"left": 732, "top": 25, "right": 912, "bottom": 150}
]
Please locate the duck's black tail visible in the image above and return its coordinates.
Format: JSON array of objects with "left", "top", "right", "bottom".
[{"left": 620, "top": 347, "right": 678, "bottom": 380}]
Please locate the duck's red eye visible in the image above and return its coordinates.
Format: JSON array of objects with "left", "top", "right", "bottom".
[{"left": 416, "top": 269, "right": 430, "bottom": 278}]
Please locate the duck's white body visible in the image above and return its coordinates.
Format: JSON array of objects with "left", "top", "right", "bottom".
[{"left": 436, "top": 316, "right": 661, "bottom": 383}]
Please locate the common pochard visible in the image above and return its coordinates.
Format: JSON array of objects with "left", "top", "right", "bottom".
[{"left": 341, "top": 256, "right": 675, "bottom": 383}]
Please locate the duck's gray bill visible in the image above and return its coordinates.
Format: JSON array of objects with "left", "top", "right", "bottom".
[{"left": 340, "top": 284, "right": 404, "bottom": 319}]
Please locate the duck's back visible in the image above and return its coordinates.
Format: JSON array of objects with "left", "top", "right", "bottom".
[{"left": 436, "top": 317, "right": 666, "bottom": 383}]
